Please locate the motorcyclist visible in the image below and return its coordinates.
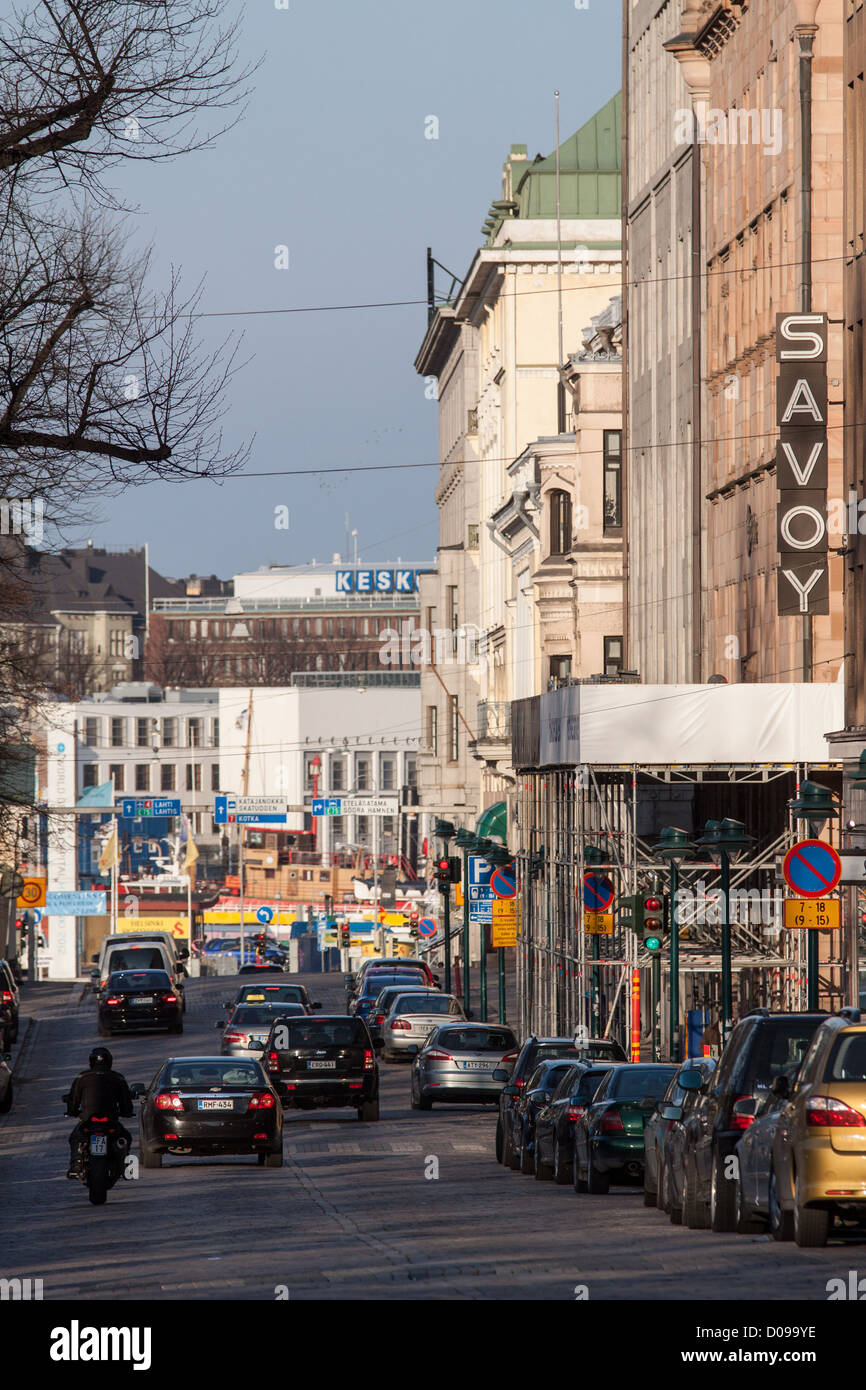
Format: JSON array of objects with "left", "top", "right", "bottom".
[{"left": 66, "top": 1047, "right": 134, "bottom": 1178}]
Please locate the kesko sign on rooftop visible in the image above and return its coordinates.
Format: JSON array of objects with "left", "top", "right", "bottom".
[{"left": 776, "top": 312, "right": 829, "bottom": 617}]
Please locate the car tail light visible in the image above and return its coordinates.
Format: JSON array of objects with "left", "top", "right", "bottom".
[
  {"left": 223, "top": 1032, "right": 247, "bottom": 1044},
  {"left": 732, "top": 1094, "right": 757, "bottom": 1131},
  {"left": 364, "top": 1050, "right": 375, "bottom": 1070},
  {"left": 161, "top": 994, "right": 178, "bottom": 1004},
  {"left": 163, "top": 1133, "right": 179, "bottom": 1140},
  {"left": 373, "top": 1014, "right": 384, "bottom": 1027},
  {"left": 266, "top": 1051, "right": 279, "bottom": 1072},
  {"left": 91, "top": 1116, "right": 109, "bottom": 1123},
  {"left": 500, "top": 1050, "right": 519, "bottom": 1067},
  {"left": 154, "top": 1091, "right": 184, "bottom": 1112},
  {"left": 248, "top": 1091, "right": 276, "bottom": 1111},
  {"left": 806, "top": 1096, "right": 866, "bottom": 1127},
  {"left": 567, "top": 1105, "right": 586, "bottom": 1123},
  {"left": 105, "top": 997, "right": 121, "bottom": 1006},
  {"left": 599, "top": 1110, "right": 624, "bottom": 1133},
  {"left": 349, "top": 1082, "right": 362, "bottom": 1089},
  {"left": 1, "top": 990, "right": 13, "bottom": 1004},
  {"left": 424, "top": 1049, "right": 453, "bottom": 1062},
  {"left": 390, "top": 1019, "right": 411, "bottom": 1031}
]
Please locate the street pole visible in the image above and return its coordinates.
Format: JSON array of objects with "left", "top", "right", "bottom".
[
  {"left": 498, "top": 946, "right": 506, "bottom": 1023},
  {"left": 442, "top": 886, "right": 451, "bottom": 997},
  {"left": 480, "top": 902, "right": 488, "bottom": 1022},
  {"left": 807, "top": 928, "right": 819, "bottom": 1010},
  {"left": 651, "top": 953, "right": 661, "bottom": 1061},
  {"left": 669, "top": 860, "right": 680, "bottom": 1063},
  {"left": 720, "top": 849, "right": 732, "bottom": 1046},
  {"left": 462, "top": 846, "right": 471, "bottom": 1017}
]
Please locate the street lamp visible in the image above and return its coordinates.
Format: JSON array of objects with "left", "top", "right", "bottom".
[
  {"left": 652, "top": 827, "right": 697, "bottom": 1063},
  {"left": 453, "top": 828, "right": 478, "bottom": 1016},
  {"left": 434, "top": 819, "right": 456, "bottom": 995},
  {"left": 787, "top": 780, "right": 840, "bottom": 1009},
  {"left": 695, "top": 817, "right": 754, "bottom": 1047}
]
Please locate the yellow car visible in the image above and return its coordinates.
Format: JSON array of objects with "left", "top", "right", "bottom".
[{"left": 771, "top": 1008, "right": 866, "bottom": 1247}]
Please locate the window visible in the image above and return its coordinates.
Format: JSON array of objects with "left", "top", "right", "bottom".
[
  {"left": 186, "top": 763, "right": 202, "bottom": 791},
  {"left": 82, "top": 764, "right": 98, "bottom": 788},
  {"left": 330, "top": 758, "right": 345, "bottom": 792},
  {"left": 162, "top": 717, "right": 177, "bottom": 748},
  {"left": 427, "top": 705, "right": 438, "bottom": 756},
  {"left": 356, "top": 816, "right": 370, "bottom": 843},
  {"left": 603, "top": 429, "right": 622, "bottom": 531},
  {"left": 356, "top": 757, "right": 370, "bottom": 791},
  {"left": 550, "top": 655, "right": 571, "bottom": 683},
  {"left": 136, "top": 718, "right": 149, "bottom": 747},
  {"left": 603, "top": 636, "right": 623, "bottom": 677},
  {"left": 187, "top": 718, "right": 201, "bottom": 748},
  {"left": 109, "top": 629, "right": 125, "bottom": 657},
  {"left": 110, "top": 717, "right": 125, "bottom": 747},
  {"left": 211, "top": 719, "right": 220, "bottom": 748},
  {"left": 380, "top": 756, "right": 395, "bottom": 791},
  {"left": 109, "top": 764, "right": 124, "bottom": 791},
  {"left": 406, "top": 756, "right": 417, "bottom": 790},
  {"left": 330, "top": 817, "right": 345, "bottom": 842},
  {"left": 161, "top": 764, "right": 176, "bottom": 792},
  {"left": 304, "top": 754, "right": 320, "bottom": 791},
  {"left": 447, "top": 586, "right": 459, "bottom": 653},
  {"left": 84, "top": 718, "right": 99, "bottom": 747},
  {"left": 467, "top": 523, "right": 479, "bottom": 549},
  {"left": 449, "top": 698, "right": 459, "bottom": 762},
  {"left": 135, "top": 764, "right": 149, "bottom": 792},
  {"left": 211, "top": 763, "right": 220, "bottom": 791},
  {"left": 549, "top": 489, "right": 572, "bottom": 555}
]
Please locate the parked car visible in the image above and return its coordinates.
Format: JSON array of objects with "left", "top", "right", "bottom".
[
  {"left": 137, "top": 1055, "right": 283, "bottom": 1168},
  {"left": 215, "top": 1002, "right": 307, "bottom": 1057},
  {"left": 368, "top": 985, "right": 434, "bottom": 1042},
  {"left": 573, "top": 1063, "right": 678, "bottom": 1194},
  {"left": 0, "top": 1049, "right": 13, "bottom": 1113},
  {"left": 765, "top": 1007, "right": 866, "bottom": 1246},
  {"left": 410, "top": 1023, "right": 519, "bottom": 1109},
  {"left": 731, "top": 1064, "right": 798, "bottom": 1236},
  {"left": 643, "top": 1056, "right": 717, "bottom": 1212},
  {"left": 496, "top": 1037, "right": 582, "bottom": 1169},
  {"left": 512, "top": 1058, "right": 584, "bottom": 1175},
  {"left": 350, "top": 971, "right": 428, "bottom": 1022},
  {"left": 0, "top": 958, "right": 21, "bottom": 1045},
  {"left": 223, "top": 981, "right": 319, "bottom": 1012},
  {"left": 264, "top": 1014, "right": 383, "bottom": 1120},
  {"left": 382, "top": 992, "right": 466, "bottom": 1060},
  {"left": 97, "top": 969, "right": 183, "bottom": 1037},
  {"left": 534, "top": 1063, "right": 625, "bottom": 1185},
  {"left": 681, "top": 1009, "right": 827, "bottom": 1232}
]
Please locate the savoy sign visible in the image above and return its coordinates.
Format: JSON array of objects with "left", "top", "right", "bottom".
[{"left": 776, "top": 312, "right": 829, "bottom": 616}]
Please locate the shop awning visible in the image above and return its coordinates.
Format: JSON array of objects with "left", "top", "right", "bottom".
[{"left": 475, "top": 801, "right": 507, "bottom": 843}]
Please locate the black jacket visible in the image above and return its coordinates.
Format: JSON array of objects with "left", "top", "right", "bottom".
[{"left": 67, "top": 1068, "right": 134, "bottom": 1121}]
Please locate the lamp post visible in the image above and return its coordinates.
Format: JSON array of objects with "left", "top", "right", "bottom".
[
  {"left": 583, "top": 844, "right": 607, "bottom": 1038},
  {"left": 845, "top": 753, "right": 866, "bottom": 1005},
  {"left": 434, "top": 819, "right": 455, "bottom": 997},
  {"left": 453, "top": 828, "right": 476, "bottom": 1017},
  {"left": 652, "top": 827, "right": 696, "bottom": 1063},
  {"left": 696, "top": 817, "right": 754, "bottom": 1046},
  {"left": 787, "top": 779, "right": 839, "bottom": 1010}
]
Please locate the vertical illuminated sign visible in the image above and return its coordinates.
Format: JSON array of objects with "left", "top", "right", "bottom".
[{"left": 775, "top": 312, "right": 829, "bottom": 616}]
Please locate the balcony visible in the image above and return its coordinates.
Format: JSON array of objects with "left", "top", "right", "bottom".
[{"left": 476, "top": 701, "right": 512, "bottom": 741}]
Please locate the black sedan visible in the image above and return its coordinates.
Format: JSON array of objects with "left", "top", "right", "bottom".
[
  {"left": 534, "top": 1063, "right": 624, "bottom": 1184},
  {"left": 513, "top": 1058, "right": 583, "bottom": 1175},
  {"left": 137, "top": 1055, "right": 283, "bottom": 1168},
  {"left": 222, "top": 981, "right": 320, "bottom": 1013},
  {"left": 98, "top": 970, "right": 182, "bottom": 1037}
]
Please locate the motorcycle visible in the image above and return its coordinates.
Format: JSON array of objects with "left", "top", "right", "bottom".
[{"left": 63, "top": 1096, "right": 130, "bottom": 1205}]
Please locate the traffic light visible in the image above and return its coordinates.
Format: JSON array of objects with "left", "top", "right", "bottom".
[
  {"left": 436, "top": 858, "right": 451, "bottom": 893},
  {"left": 408, "top": 910, "right": 420, "bottom": 939},
  {"left": 618, "top": 893, "right": 644, "bottom": 934},
  {"left": 620, "top": 893, "right": 666, "bottom": 951},
  {"left": 340, "top": 923, "right": 350, "bottom": 948}
]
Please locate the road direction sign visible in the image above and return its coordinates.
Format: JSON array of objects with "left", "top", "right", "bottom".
[
  {"left": 584, "top": 873, "right": 614, "bottom": 912},
  {"left": 256, "top": 905, "right": 274, "bottom": 925},
  {"left": 214, "top": 795, "right": 290, "bottom": 824},
  {"left": 783, "top": 898, "right": 840, "bottom": 930},
  {"left": 122, "top": 798, "right": 181, "bottom": 819},
  {"left": 782, "top": 839, "right": 842, "bottom": 898},
  {"left": 311, "top": 798, "right": 343, "bottom": 817},
  {"left": 45, "top": 890, "right": 107, "bottom": 915},
  {"left": 340, "top": 797, "right": 398, "bottom": 817},
  {"left": 417, "top": 917, "right": 437, "bottom": 938},
  {"left": 490, "top": 866, "right": 516, "bottom": 899}
]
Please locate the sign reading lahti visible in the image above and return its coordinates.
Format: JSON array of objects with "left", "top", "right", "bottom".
[{"left": 776, "top": 312, "right": 829, "bottom": 617}]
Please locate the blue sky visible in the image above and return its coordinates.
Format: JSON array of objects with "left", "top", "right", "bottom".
[{"left": 78, "top": 0, "right": 621, "bottom": 580}]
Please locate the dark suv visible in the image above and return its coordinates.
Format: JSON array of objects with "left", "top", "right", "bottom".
[
  {"left": 682, "top": 1009, "right": 827, "bottom": 1231},
  {"left": 264, "top": 1014, "right": 383, "bottom": 1121},
  {"left": 0, "top": 960, "right": 20, "bottom": 1048}
]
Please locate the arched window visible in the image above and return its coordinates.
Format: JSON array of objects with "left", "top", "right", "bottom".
[{"left": 549, "top": 489, "right": 572, "bottom": 555}]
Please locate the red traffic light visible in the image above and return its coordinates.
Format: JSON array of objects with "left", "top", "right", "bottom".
[
  {"left": 437, "top": 859, "right": 450, "bottom": 871},
  {"left": 644, "top": 896, "right": 661, "bottom": 912}
]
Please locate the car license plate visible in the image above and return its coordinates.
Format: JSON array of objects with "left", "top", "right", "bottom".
[
  {"left": 89, "top": 1134, "right": 108, "bottom": 1155},
  {"left": 307, "top": 1060, "right": 336, "bottom": 1070},
  {"left": 197, "top": 1098, "right": 234, "bottom": 1110},
  {"left": 462, "top": 1061, "right": 490, "bottom": 1071},
  {"left": 131, "top": 996, "right": 154, "bottom": 1005}
]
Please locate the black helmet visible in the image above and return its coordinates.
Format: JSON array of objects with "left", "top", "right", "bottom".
[{"left": 89, "top": 1047, "right": 113, "bottom": 1070}]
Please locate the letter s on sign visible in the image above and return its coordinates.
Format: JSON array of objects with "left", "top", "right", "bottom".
[{"left": 778, "top": 313, "right": 826, "bottom": 362}]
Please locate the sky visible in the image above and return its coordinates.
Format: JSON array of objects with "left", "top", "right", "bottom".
[{"left": 72, "top": 0, "right": 621, "bottom": 581}]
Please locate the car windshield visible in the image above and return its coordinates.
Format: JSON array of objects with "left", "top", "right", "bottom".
[
  {"left": 107, "top": 970, "right": 170, "bottom": 989},
  {"left": 436, "top": 1027, "right": 517, "bottom": 1053},
  {"left": 274, "top": 1019, "right": 368, "bottom": 1048},
  {"left": 105, "top": 947, "right": 165, "bottom": 972},
  {"left": 376, "top": 987, "right": 429, "bottom": 1007},
  {"left": 746, "top": 1022, "right": 824, "bottom": 1091},
  {"left": 231, "top": 1005, "right": 302, "bottom": 1025},
  {"left": 574, "top": 1069, "right": 612, "bottom": 1101},
  {"left": 607, "top": 1066, "right": 678, "bottom": 1100},
  {"left": 160, "top": 1060, "right": 264, "bottom": 1087},
  {"left": 528, "top": 1061, "right": 574, "bottom": 1092},
  {"left": 362, "top": 974, "right": 424, "bottom": 995},
  {"left": 392, "top": 995, "right": 455, "bottom": 1015},
  {"left": 827, "top": 1032, "right": 866, "bottom": 1081},
  {"left": 528, "top": 1044, "right": 579, "bottom": 1072},
  {"left": 239, "top": 985, "right": 305, "bottom": 1003}
]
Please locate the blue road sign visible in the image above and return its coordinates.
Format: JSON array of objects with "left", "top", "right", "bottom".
[
  {"left": 122, "top": 798, "right": 181, "bottom": 819},
  {"left": 468, "top": 855, "right": 493, "bottom": 923},
  {"left": 491, "top": 867, "right": 516, "bottom": 899},
  {"left": 584, "top": 873, "right": 615, "bottom": 911},
  {"left": 782, "top": 839, "right": 842, "bottom": 899},
  {"left": 256, "top": 906, "right": 274, "bottom": 925},
  {"left": 311, "top": 798, "right": 341, "bottom": 817},
  {"left": 417, "top": 917, "right": 437, "bottom": 938}
]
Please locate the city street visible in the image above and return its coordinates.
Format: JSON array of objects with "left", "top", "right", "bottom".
[{"left": 1, "top": 975, "right": 860, "bottom": 1302}]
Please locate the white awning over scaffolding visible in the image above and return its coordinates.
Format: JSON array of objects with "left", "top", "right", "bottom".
[{"left": 538, "top": 682, "right": 845, "bottom": 767}]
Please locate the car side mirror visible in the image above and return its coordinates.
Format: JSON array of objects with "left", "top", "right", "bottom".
[
  {"left": 129, "top": 1083, "right": 145, "bottom": 1099},
  {"left": 344, "top": 974, "right": 354, "bottom": 984},
  {"left": 90, "top": 954, "right": 99, "bottom": 963},
  {"left": 771, "top": 1074, "right": 790, "bottom": 1099},
  {"left": 312, "top": 1002, "right": 323, "bottom": 1010},
  {"left": 661, "top": 1104, "right": 682, "bottom": 1121},
  {"left": 678, "top": 1068, "right": 703, "bottom": 1090},
  {"left": 732, "top": 1095, "right": 762, "bottom": 1120},
  {"left": 432, "top": 976, "right": 440, "bottom": 986},
  {"left": 61, "top": 1092, "right": 70, "bottom": 1105},
  {"left": 250, "top": 1040, "right": 265, "bottom": 1050},
  {"left": 492, "top": 1068, "right": 508, "bottom": 1082},
  {"left": 1, "top": 1052, "right": 11, "bottom": 1063},
  {"left": 89, "top": 969, "right": 100, "bottom": 981},
  {"left": 503, "top": 1084, "right": 519, "bottom": 1097},
  {"left": 215, "top": 1021, "right": 225, "bottom": 1029}
]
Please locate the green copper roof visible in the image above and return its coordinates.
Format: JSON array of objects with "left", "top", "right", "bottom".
[{"left": 514, "top": 92, "right": 621, "bottom": 221}]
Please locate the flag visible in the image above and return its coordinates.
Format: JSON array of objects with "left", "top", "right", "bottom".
[
  {"left": 183, "top": 833, "right": 199, "bottom": 873},
  {"left": 99, "top": 826, "right": 119, "bottom": 873}
]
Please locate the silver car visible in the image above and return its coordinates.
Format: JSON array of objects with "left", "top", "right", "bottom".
[
  {"left": 411, "top": 1023, "right": 520, "bottom": 1108},
  {"left": 383, "top": 992, "right": 466, "bottom": 1060},
  {"left": 368, "top": 985, "right": 440, "bottom": 1043},
  {"left": 215, "top": 1002, "right": 306, "bottom": 1058}
]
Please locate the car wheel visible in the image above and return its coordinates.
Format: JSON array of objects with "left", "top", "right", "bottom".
[
  {"left": 683, "top": 1152, "right": 707, "bottom": 1229},
  {"left": 794, "top": 1176, "right": 830, "bottom": 1248},
  {"left": 658, "top": 1159, "right": 670, "bottom": 1215},
  {"left": 710, "top": 1148, "right": 736, "bottom": 1233},
  {"left": 534, "top": 1139, "right": 552, "bottom": 1181},
  {"left": 359, "top": 1098, "right": 380, "bottom": 1122},
  {"left": 495, "top": 1120, "right": 504, "bottom": 1164},
  {"left": 97, "top": 1022, "right": 111, "bottom": 1038},
  {"left": 643, "top": 1150, "right": 657, "bottom": 1207},
  {"left": 667, "top": 1162, "right": 683, "bottom": 1225},
  {"left": 553, "top": 1137, "right": 570, "bottom": 1185},
  {"left": 586, "top": 1147, "right": 610, "bottom": 1195},
  {"left": 0, "top": 1080, "right": 13, "bottom": 1114},
  {"left": 169, "top": 1020, "right": 183, "bottom": 1035},
  {"left": 505, "top": 1124, "right": 521, "bottom": 1171},
  {"left": 415, "top": 1090, "right": 432, "bottom": 1112},
  {"left": 141, "top": 1145, "right": 162, "bottom": 1169},
  {"left": 735, "top": 1173, "right": 765, "bottom": 1234},
  {"left": 768, "top": 1167, "right": 794, "bottom": 1242},
  {"left": 573, "top": 1148, "right": 587, "bottom": 1193},
  {"left": 262, "top": 1149, "right": 283, "bottom": 1168},
  {"left": 519, "top": 1135, "right": 534, "bottom": 1174}
]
